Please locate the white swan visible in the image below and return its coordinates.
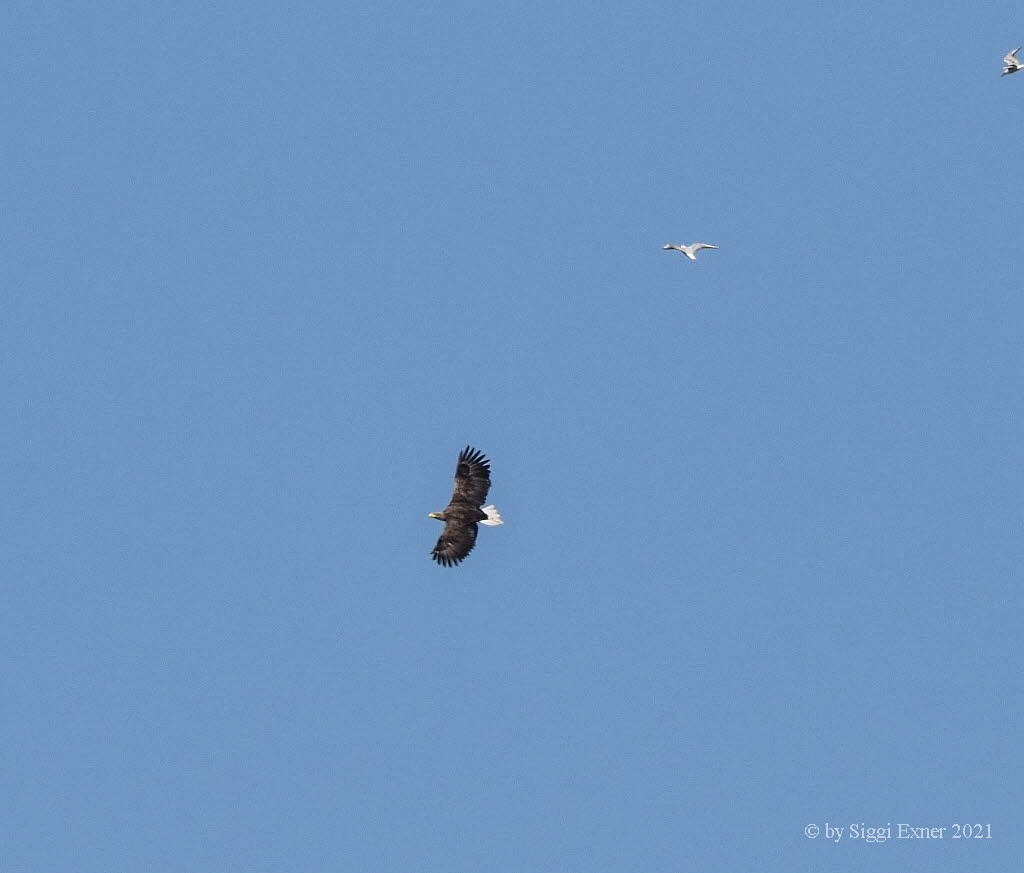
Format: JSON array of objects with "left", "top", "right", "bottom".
[
  {"left": 662, "top": 243, "right": 718, "bottom": 261},
  {"left": 1003, "top": 47, "right": 1021, "bottom": 75}
]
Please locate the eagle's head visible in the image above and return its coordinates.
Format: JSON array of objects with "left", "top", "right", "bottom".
[{"left": 428, "top": 511, "right": 445, "bottom": 521}]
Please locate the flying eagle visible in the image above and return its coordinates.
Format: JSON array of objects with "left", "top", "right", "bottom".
[{"left": 428, "top": 446, "right": 503, "bottom": 566}]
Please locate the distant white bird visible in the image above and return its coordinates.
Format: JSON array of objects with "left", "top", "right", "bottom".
[
  {"left": 1002, "top": 47, "right": 1022, "bottom": 75},
  {"left": 662, "top": 242, "right": 718, "bottom": 261}
]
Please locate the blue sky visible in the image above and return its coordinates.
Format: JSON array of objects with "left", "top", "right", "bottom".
[{"left": 3, "top": 2, "right": 1022, "bottom": 870}]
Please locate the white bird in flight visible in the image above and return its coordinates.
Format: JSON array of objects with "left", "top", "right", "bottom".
[
  {"left": 1003, "top": 47, "right": 1021, "bottom": 75},
  {"left": 662, "top": 242, "right": 718, "bottom": 261}
]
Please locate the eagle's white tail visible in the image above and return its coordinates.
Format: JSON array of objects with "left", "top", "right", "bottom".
[{"left": 480, "top": 504, "right": 504, "bottom": 526}]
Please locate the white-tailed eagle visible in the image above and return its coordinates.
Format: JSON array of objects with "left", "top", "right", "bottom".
[{"left": 428, "top": 446, "right": 503, "bottom": 566}]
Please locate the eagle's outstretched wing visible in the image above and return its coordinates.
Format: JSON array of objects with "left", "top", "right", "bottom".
[
  {"left": 431, "top": 521, "right": 479, "bottom": 567},
  {"left": 449, "top": 445, "right": 492, "bottom": 508}
]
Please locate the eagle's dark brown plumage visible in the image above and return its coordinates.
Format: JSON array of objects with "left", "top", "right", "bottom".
[{"left": 428, "top": 446, "right": 503, "bottom": 567}]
